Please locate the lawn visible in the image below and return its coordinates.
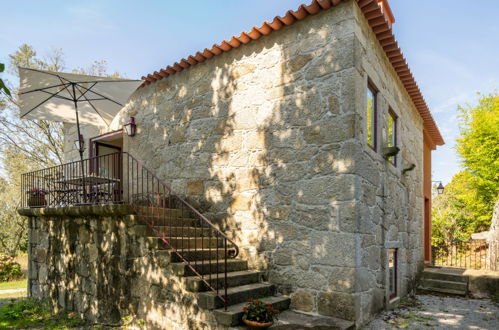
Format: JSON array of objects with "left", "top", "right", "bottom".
[
  {"left": 0, "top": 279, "right": 27, "bottom": 291},
  {"left": 0, "top": 291, "right": 27, "bottom": 308},
  {"left": 0, "top": 298, "right": 84, "bottom": 329}
]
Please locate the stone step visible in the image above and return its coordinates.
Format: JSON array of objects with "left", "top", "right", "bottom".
[
  {"left": 136, "top": 217, "right": 199, "bottom": 229},
  {"left": 147, "top": 237, "right": 223, "bottom": 250},
  {"left": 270, "top": 310, "right": 355, "bottom": 330},
  {"left": 422, "top": 269, "right": 468, "bottom": 283},
  {"left": 169, "top": 248, "right": 237, "bottom": 262},
  {"left": 214, "top": 295, "right": 291, "bottom": 327},
  {"left": 184, "top": 270, "right": 263, "bottom": 292},
  {"left": 135, "top": 206, "right": 186, "bottom": 218},
  {"left": 418, "top": 286, "right": 467, "bottom": 296},
  {"left": 197, "top": 282, "right": 276, "bottom": 310},
  {"left": 137, "top": 225, "right": 211, "bottom": 237},
  {"left": 172, "top": 259, "right": 248, "bottom": 276},
  {"left": 420, "top": 278, "right": 467, "bottom": 292}
]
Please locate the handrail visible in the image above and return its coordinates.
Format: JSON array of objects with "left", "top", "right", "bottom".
[
  {"left": 20, "top": 151, "right": 240, "bottom": 309},
  {"left": 124, "top": 152, "right": 239, "bottom": 259}
]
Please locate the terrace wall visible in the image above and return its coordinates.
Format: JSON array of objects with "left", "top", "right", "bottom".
[{"left": 23, "top": 206, "right": 217, "bottom": 329}]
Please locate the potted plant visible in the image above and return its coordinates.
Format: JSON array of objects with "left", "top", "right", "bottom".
[
  {"left": 27, "top": 188, "right": 49, "bottom": 207},
  {"left": 242, "top": 299, "right": 279, "bottom": 328}
]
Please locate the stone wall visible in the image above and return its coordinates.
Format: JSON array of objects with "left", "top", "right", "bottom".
[
  {"left": 24, "top": 206, "right": 217, "bottom": 329},
  {"left": 62, "top": 122, "right": 105, "bottom": 162},
  {"left": 123, "top": 1, "right": 364, "bottom": 321},
  {"left": 58, "top": 0, "right": 426, "bottom": 325},
  {"left": 348, "top": 3, "right": 425, "bottom": 323}
]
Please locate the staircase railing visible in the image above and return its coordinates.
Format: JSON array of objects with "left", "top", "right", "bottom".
[
  {"left": 124, "top": 153, "right": 239, "bottom": 310},
  {"left": 20, "top": 151, "right": 239, "bottom": 310}
]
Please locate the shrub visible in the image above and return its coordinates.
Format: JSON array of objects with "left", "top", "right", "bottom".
[{"left": 0, "top": 255, "right": 23, "bottom": 282}]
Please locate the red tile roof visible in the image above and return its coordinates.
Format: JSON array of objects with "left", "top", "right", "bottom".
[{"left": 141, "top": 0, "right": 444, "bottom": 146}]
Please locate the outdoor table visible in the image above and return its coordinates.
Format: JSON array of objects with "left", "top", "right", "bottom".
[{"left": 53, "top": 175, "right": 121, "bottom": 205}]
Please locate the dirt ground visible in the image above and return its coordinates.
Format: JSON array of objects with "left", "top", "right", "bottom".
[{"left": 365, "top": 294, "right": 499, "bottom": 329}]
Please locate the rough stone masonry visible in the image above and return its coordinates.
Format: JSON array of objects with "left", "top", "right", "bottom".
[{"left": 33, "top": 1, "right": 426, "bottom": 327}]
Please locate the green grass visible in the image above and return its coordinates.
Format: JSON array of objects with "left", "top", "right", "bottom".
[
  {"left": 0, "top": 298, "right": 84, "bottom": 329},
  {"left": 0, "top": 291, "right": 27, "bottom": 308},
  {"left": 0, "top": 279, "right": 27, "bottom": 291}
]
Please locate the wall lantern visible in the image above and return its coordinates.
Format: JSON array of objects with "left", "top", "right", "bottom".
[
  {"left": 74, "top": 134, "right": 84, "bottom": 152},
  {"left": 432, "top": 181, "right": 445, "bottom": 195},
  {"left": 124, "top": 116, "right": 136, "bottom": 137}
]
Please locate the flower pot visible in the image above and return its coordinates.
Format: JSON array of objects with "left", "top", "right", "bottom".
[
  {"left": 28, "top": 195, "right": 47, "bottom": 207},
  {"left": 242, "top": 319, "right": 274, "bottom": 329}
]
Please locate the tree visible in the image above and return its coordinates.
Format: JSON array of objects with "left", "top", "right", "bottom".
[
  {"left": 456, "top": 93, "right": 499, "bottom": 218},
  {"left": 432, "top": 93, "right": 499, "bottom": 244},
  {"left": 0, "top": 44, "right": 121, "bottom": 168},
  {"left": 432, "top": 171, "right": 488, "bottom": 246},
  {"left": 0, "top": 150, "right": 35, "bottom": 256},
  {"left": 0, "top": 44, "right": 120, "bottom": 256},
  {"left": 0, "top": 63, "right": 10, "bottom": 96},
  {"left": 1, "top": 44, "right": 66, "bottom": 167}
]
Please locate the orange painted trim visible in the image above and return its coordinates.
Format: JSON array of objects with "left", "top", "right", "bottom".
[
  {"left": 423, "top": 134, "right": 433, "bottom": 264},
  {"left": 140, "top": 0, "right": 444, "bottom": 146}
]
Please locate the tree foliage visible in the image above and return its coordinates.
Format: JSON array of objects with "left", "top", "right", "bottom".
[
  {"left": 0, "top": 44, "right": 118, "bottom": 256},
  {"left": 456, "top": 94, "right": 499, "bottom": 214},
  {"left": 0, "top": 63, "right": 10, "bottom": 97},
  {"left": 1, "top": 44, "right": 66, "bottom": 167},
  {"left": 432, "top": 93, "right": 499, "bottom": 245}
]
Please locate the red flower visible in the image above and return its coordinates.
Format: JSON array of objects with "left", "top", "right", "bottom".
[{"left": 243, "top": 307, "right": 248, "bottom": 311}]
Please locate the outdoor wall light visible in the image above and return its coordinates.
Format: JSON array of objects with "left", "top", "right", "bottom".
[
  {"left": 432, "top": 181, "right": 445, "bottom": 194},
  {"left": 124, "top": 116, "right": 136, "bottom": 137},
  {"left": 74, "top": 134, "right": 84, "bottom": 151}
]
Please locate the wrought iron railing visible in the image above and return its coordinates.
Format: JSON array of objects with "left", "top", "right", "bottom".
[
  {"left": 21, "top": 152, "right": 124, "bottom": 208},
  {"left": 21, "top": 152, "right": 239, "bottom": 310},
  {"left": 432, "top": 240, "right": 498, "bottom": 271}
]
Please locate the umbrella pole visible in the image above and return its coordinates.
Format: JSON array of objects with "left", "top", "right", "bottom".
[{"left": 72, "top": 83, "right": 87, "bottom": 203}]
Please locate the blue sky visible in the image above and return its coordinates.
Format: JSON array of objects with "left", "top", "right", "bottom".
[{"left": 1, "top": 0, "right": 498, "bottom": 184}]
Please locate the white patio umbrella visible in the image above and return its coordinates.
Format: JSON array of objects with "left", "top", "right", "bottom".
[{"left": 18, "top": 67, "right": 142, "bottom": 161}]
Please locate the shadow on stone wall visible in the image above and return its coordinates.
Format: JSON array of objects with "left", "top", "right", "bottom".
[
  {"left": 124, "top": 5, "right": 366, "bottom": 323},
  {"left": 72, "top": 1, "right": 424, "bottom": 326}
]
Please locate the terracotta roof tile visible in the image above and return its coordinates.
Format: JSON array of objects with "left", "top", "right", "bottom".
[{"left": 141, "top": 0, "right": 444, "bottom": 145}]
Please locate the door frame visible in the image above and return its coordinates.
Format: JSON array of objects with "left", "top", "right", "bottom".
[{"left": 89, "top": 130, "right": 123, "bottom": 159}]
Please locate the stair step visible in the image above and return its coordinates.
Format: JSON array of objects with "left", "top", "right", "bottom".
[
  {"left": 137, "top": 225, "right": 211, "bottom": 237},
  {"left": 422, "top": 269, "right": 468, "bottom": 283},
  {"left": 135, "top": 206, "right": 186, "bottom": 218},
  {"left": 271, "top": 310, "right": 355, "bottom": 330},
  {"left": 169, "top": 248, "right": 237, "bottom": 262},
  {"left": 198, "top": 282, "right": 276, "bottom": 310},
  {"left": 147, "top": 237, "right": 223, "bottom": 249},
  {"left": 214, "top": 295, "right": 291, "bottom": 327},
  {"left": 138, "top": 216, "right": 199, "bottom": 227},
  {"left": 420, "top": 278, "right": 467, "bottom": 292},
  {"left": 418, "top": 286, "right": 466, "bottom": 296},
  {"left": 172, "top": 259, "right": 248, "bottom": 276},
  {"left": 184, "top": 270, "right": 263, "bottom": 292}
]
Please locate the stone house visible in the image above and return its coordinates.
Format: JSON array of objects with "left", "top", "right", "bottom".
[{"left": 21, "top": 0, "right": 444, "bottom": 328}]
